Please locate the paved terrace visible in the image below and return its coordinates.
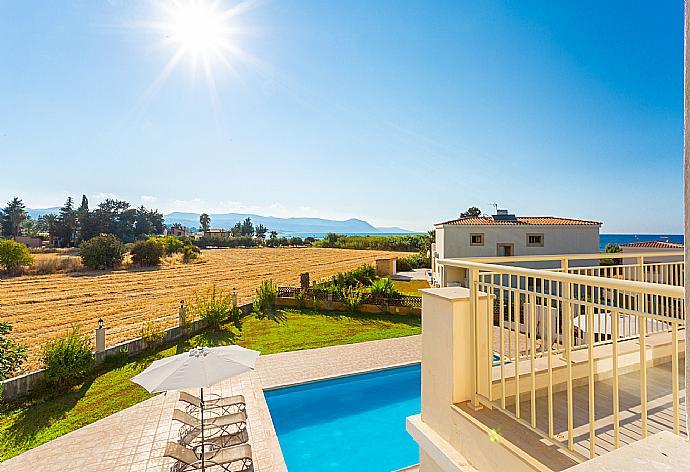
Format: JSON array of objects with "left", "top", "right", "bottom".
[{"left": 0, "top": 336, "right": 421, "bottom": 472}]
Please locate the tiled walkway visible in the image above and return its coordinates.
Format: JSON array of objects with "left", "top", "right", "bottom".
[{"left": 0, "top": 335, "right": 421, "bottom": 472}]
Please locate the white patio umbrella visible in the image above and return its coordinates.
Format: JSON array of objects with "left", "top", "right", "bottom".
[{"left": 131, "top": 345, "right": 260, "bottom": 470}]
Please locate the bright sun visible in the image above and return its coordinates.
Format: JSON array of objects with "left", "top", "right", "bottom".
[{"left": 164, "top": 1, "right": 229, "bottom": 60}]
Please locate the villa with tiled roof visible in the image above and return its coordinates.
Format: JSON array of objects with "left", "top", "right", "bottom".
[{"left": 432, "top": 210, "right": 602, "bottom": 286}]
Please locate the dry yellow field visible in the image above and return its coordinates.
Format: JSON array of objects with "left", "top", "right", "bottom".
[{"left": 1, "top": 247, "right": 407, "bottom": 370}]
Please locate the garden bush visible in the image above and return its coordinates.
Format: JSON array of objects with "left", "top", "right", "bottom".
[
  {"left": 42, "top": 325, "right": 94, "bottom": 385},
  {"left": 140, "top": 321, "right": 166, "bottom": 347},
  {"left": 253, "top": 279, "right": 278, "bottom": 316},
  {"left": 0, "top": 239, "right": 34, "bottom": 272},
  {"left": 80, "top": 234, "right": 125, "bottom": 269},
  {"left": 341, "top": 286, "right": 365, "bottom": 312},
  {"left": 192, "top": 285, "right": 235, "bottom": 329},
  {"left": 369, "top": 277, "right": 400, "bottom": 297},
  {"left": 150, "top": 236, "right": 185, "bottom": 256},
  {"left": 130, "top": 239, "right": 165, "bottom": 266},
  {"left": 0, "top": 322, "right": 27, "bottom": 380},
  {"left": 396, "top": 253, "right": 431, "bottom": 271},
  {"left": 182, "top": 244, "right": 201, "bottom": 263},
  {"left": 317, "top": 264, "right": 376, "bottom": 291}
]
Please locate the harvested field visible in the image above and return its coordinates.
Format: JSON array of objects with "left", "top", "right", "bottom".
[{"left": 0, "top": 247, "right": 407, "bottom": 370}]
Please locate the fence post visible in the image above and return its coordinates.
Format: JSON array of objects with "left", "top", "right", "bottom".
[
  {"left": 327, "top": 292, "right": 333, "bottom": 311},
  {"left": 95, "top": 318, "right": 106, "bottom": 353},
  {"left": 231, "top": 288, "right": 237, "bottom": 310},
  {"left": 178, "top": 300, "right": 186, "bottom": 327}
]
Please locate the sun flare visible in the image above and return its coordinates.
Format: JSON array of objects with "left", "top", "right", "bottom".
[
  {"left": 131, "top": 0, "right": 258, "bottom": 117},
  {"left": 163, "top": 0, "right": 230, "bottom": 61}
]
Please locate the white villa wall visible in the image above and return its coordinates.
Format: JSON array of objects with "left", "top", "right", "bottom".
[
  {"left": 436, "top": 225, "right": 600, "bottom": 271},
  {"left": 437, "top": 225, "right": 599, "bottom": 259}
]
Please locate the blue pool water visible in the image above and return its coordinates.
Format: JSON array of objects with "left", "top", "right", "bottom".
[{"left": 264, "top": 364, "right": 421, "bottom": 471}]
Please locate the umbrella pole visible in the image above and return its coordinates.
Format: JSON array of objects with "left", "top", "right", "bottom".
[{"left": 200, "top": 387, "right": 205, "bottom": 471}]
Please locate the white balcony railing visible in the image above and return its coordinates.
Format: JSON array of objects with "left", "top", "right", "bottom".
[{"left": 436, "top": 252, "right": 685, "bottom": 462}]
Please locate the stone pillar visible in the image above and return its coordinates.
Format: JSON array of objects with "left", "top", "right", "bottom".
[
  {"left": 327, "top": 292, "right": 333, "bottom": 311},
  {"left": 300, "top": 272, "right": 310, "bottom": 290},
  {"left": 414, "top": 287, "right": 488, "bottom": 471},
  {"left": 178, "top": 300, "right": 186, "bottom": 327},
  {"left": 231, "top": 288, "right": 237, "bottom": 310},
  {"left": 95, "top": 323, "right": 106, "bottom": 353}
]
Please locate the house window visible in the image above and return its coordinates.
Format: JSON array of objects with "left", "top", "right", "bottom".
[
  {"left": 527, "top": 233, "right": 544, "bottom": 247},
  {"left": 470, "top": 233, "right": 484, "bottom": 246}
]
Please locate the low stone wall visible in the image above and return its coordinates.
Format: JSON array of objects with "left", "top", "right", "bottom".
[
  {"left": 276, "top": 296, "right": 421, "bottom": 316},
  {"left": 1, "top": 302, "right": 254, "bottom": 402}
]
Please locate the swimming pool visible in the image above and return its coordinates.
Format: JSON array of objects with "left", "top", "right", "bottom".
[{"left": 264, "top": 363, "right": 421, "bottom": 471}]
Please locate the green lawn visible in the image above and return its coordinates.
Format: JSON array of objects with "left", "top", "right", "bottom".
[{"left": 0, "top": 308, "right": 420, "bottom": 461}]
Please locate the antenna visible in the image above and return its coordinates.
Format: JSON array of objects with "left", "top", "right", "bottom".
[{"left": 488, "top": 203, "right": 498, "bottom": 214}]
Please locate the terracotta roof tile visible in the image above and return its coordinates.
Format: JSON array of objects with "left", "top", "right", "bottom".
[
  {"left": 437, "top": 216, "right": 601, "bottom": 226},
  {"left": 619, "top": 241, "right": 684, "bottom": 249}
]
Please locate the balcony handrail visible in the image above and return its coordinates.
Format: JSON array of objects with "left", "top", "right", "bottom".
[
  {"left": 437, "top": 258, "right": 685, "bottom": 298},
  {"left": 456, "top": 250, "right": 684, "bottom": 264}
]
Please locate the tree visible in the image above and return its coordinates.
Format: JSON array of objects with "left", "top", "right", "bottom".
[
  {"left": 459, "top": 206, "right": 482, "bottom": 218},
  {"left": 0, "top": 322, "right": 26, "bottom": 380},
  {"left": 76, "top": 195, "right": 90, "bottom": 243},
  {"left": 601, "top": 243, "right": 623, "bottom": 267},
  {"left": 0, "top": 239, "right": 34, "bottom": 271},
  {"left": 54, "top": 197, "right": 78, "bottom": 247},
  {"left": 269, "top": 230, "right": 278, "bottom": 239},
  {"left": 230, "top": 222, "right": 242, "bottom": 237},
  {"left": 240, "top": 217, "right": 254, "bottom": 237},
  {"left": 80, "top": 234, "right": 125, "bottom": 269},
  {"left": 20, "top": 216, "right": 41, "bottom": 237},
  {"left": 199, "top": 213, "right": 211, "bottom": 232},
  {"left": 255, "top": 224, "right": 268, "bottom": 240},
  {"left": 38, "top": 213, "right": 58, "bottom": 242},
  {"left": 1, "top": 197, "right": 27, "bottom": 237}
]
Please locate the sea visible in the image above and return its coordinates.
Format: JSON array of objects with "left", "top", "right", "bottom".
[
  {"left": 599, "top": 234, "right": 684, "bottom": 251},
  {"left": 278, "top": 232, "right": 684, "bottom": 252}
]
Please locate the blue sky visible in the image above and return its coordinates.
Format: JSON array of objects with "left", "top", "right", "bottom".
[{"left": 0, "top": 1, "right": 683, "bottom": 232}]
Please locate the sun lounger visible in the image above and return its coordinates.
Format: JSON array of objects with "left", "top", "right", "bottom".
[
  {"left": 165, "top": 442, "right": 253, "bottom": 472},
  {"left": 179, "top": 391, "right": 246, "bottom": 415},
  {"left": 172, "top": 409, "right": 248, "bottom": 449}
]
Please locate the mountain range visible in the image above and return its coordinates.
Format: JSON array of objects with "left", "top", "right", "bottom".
[{"left": 25, "top": 208, "right": 413, "bottom": 235}]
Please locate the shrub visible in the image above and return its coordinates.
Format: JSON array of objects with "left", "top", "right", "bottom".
[
  {"left": 80, "top": 235, "right": 125, "bottom": 269},
  {"left": 369, "top": 277, "right": 400, "bottom": 297},
  {"left": 140, "top": 321, "right": 166, "bottom": 347},
  {"left": 314, "top": 233, "right": 430, "bottom": 252},
  {"left": 253, "top": 279, "right": 278, "bottom": 316},
  {"left": 396, "top": 253, "right": 431, "bottom": 271},
  {"left": 130, "top": 239, "right": 165, "bottom": 267},
  {"left": 0, "top": 322, "right": 27, "bottom": 380},
  {"left": 341, "top": 286, "right": 365, "bottom": 312},
  {"left": 317, "top": 264, "right": 376, "bottom": 291},
  {"left": 288, "top": 236, "right": 304, "bottom": 246},
  {"left": 192, "top": 285, "right": 235, "bottom": 329},
  {"left": 0, "top": 239, "right": 34, "bottom": 272},
  {"left": 182, "top": 244, "right": 201, "bottom": 263},
  {"left": 150, "top": 236, "right": 185, "bottom": 256},
  {"left": 42, "top": 325, "right": 94, "bottom": 385},
  {"left": 294, "top": 289, "right": 306, "bottom": 308}
]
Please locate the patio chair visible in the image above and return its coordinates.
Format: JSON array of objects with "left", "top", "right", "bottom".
[
  {"left": 173, "top": 409, "right": 248, "bottom": 449},
  {"left": 165, "top": 442, "right": 253, "bottom": 472},
  {"left": 178, "top": 391, "right": 246, "bottom": 416}
]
